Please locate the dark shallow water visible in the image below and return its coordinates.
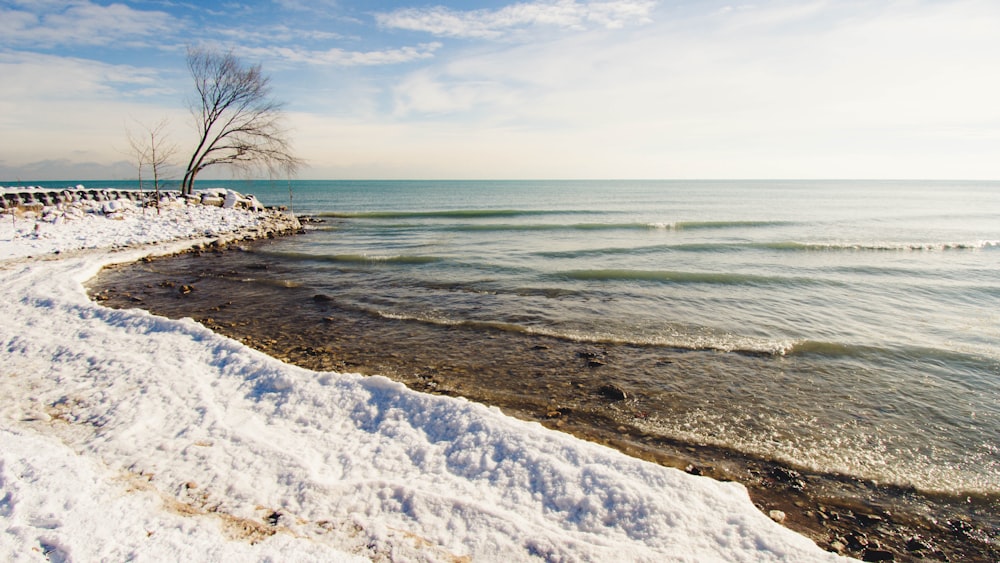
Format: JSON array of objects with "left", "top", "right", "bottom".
[{"left": 90, "top": 236, "right": 1000, "bottom": 562}]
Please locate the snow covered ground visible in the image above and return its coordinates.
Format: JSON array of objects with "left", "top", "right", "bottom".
[{"left": 0, "top": 189, "right": 848, "bottom": 561}]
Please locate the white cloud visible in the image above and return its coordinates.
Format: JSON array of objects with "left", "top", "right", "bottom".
[
  {"left": 378, "top": 0, "right": 1000, "bottom": 178},
  {"left": 376, "top": 0, "right": 655, "bottom": 39},
  {"left": 240, "top": 42, "right": 442, "bottom": 67},
  {"left": 0, "top": 52, "right": 188, "bottom": 177},
  {"left": 3, "top": 0, "right": 999, "bottom": 180},
  {"left": 1, "top": 0, "right": 175, "bottom": 47},
  {"left": 0, "top": 52, "right": 166, "bottom": 100},
  {"left": 392, "top": 69, "right": 521, "bottom": 115},
  {"left": 215, "top": 24, "right": 347, "bottom": 45}
]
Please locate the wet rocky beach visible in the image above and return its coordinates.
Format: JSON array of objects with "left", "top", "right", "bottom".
[{"left": 88, "top": 234, "right": 999, "bottom": 562}]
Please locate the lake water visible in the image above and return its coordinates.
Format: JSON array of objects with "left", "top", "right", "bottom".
[
  {"left": 217, "top": 179, "right": 998, "bottom": 498},
  {"left": 77, "top": 178, "right": 999, "bottom": 503}
]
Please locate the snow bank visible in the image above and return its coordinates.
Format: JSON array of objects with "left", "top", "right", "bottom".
[
  {"left": 0, "top": 196, "right": 849, "bottom": 561},
  {"left": 0, "top": 186, "right": 278, "bottom": 260}
]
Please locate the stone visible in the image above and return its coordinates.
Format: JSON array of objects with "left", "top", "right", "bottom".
[
  {"left": 598, "top": 384, "right": 627, "bottom": 401},
  {"left": 768, "top": 510, "right": 786, "bottom": 523},
  {"left": 857, "top": 512, "right": 885, "bottom": 526},
  {"left": 905, "top": 536, "right": 930, "bottom": 552},
  {"left": 769, "top": 466, "right": 805, "bottom": 491},
  {"left": 861, "top": 548, "right": 894, "bottom": 562},
  {"left": 846, "top": 533, "right": 869, "bottom": 550}
]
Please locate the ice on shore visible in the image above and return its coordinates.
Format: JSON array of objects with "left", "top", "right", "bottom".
[{"left": 0, "top": 189, "right": 847, "bottom": 561}]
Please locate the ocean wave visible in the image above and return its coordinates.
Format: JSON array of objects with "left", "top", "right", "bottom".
[
  {"left": 537, "top": 239, "right": 1000, "bottom": 259},
  {"left": 760, "top": 240, "right": 1000, "bottom": 252},
  {"left": 257, "top": 250, "right": 442, "bottom": 266},
  {"left": 555, "top": 269, "right": 818, "bottom": 286},
  {"left": 317, "top": 212, "right": 793, "bottom": 233},
  {"left": 316, "top": 209, "right": 596, "bottom": 219},
  {"left": 446, "top": 221, "right": 786, "bottom": 232},
  {"left": 445, "top": 222, "right": 664, "bottom": 232},
  {"left": 670, "top": 220, "right": 794, "bottom": 230},
  {"left": 371, "top": 309, "right": 793, "bottom": 355}
]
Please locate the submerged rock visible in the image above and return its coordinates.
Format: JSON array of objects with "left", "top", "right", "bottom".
[{"left": 598, "top": 384, "right": 627, "bottom": 401}]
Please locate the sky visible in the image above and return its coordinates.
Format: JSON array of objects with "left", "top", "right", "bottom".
[{"left": 1, "top": 0, "right": 999, "bottom": 181}]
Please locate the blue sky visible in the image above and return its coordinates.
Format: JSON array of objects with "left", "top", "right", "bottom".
[{"left": 2, "top": 0, "right": 999, "bottom": 180}]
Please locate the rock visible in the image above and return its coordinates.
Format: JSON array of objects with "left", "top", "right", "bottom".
[
  {"left": 312, "top": 294, "right": 332, "bottom": 302},
  {"left": 768, "top": 510, "right": 786, "bottom": 523},
  {"left": 685, "top": 464, "right": 703, "bottom": 476},
  {"left": 846, "top": 533, "right": 869, "bottom": 551},
  {"left": 179, "top": 284, "right": 194, "bottom": 294},
  {"left": 905, "top": 536, "right": 930, "bottom": 552},
  {"left": 857, "top": 512, "right": 885, "bottom": 527},
  {"left": 861, "top": 548, "right": 894, "bottom": 562},
  {"left": 769, "top": 466, "right": 805, "bottom": 491},
  {"left": 545, "top": 407, "right": 571, "bottom": 418},
  {"left": 598, "top": 384, "right": 627, "bottom": 401},
  {"left": 828, "top": 540, "right": 846, "bottom": 554}
]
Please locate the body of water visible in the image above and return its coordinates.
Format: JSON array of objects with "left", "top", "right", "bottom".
[
  {"left": 79, "top": 179, "right": 999, "bottom": 504},
  {"left": 229, "top": 179, "right": 999, "bottom": 499}
]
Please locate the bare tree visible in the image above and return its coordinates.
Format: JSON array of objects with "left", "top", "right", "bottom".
[
  {"left": 126, "top": 118, "right": 178, "bottom": 214},
  {"left": 125, "top": 123, "right": 150, "bottom": 211},
  {"left": 181, "top": 47, "right": 301, "bottom": 195}
]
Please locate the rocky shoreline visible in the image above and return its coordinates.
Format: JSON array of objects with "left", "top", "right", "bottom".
[
  {"left": 87, "top": 221, "right": 998, "bottom": 563},
  {"left": 0, "top": 185, "right": 303, "bottom": 260}
]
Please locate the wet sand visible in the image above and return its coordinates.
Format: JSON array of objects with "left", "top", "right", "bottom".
[{"left": 88, "top": 236, "right": 999, "bottom": 562}]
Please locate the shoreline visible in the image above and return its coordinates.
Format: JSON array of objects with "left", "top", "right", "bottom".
[
  {"left": 88, "top": 225, "right": 999, "bottom": 563},
  {"left": 1, "top": 193, "right": 852, "bottom": 561}
]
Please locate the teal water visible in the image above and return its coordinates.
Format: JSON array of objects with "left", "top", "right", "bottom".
[{"left": 55, "top": 179, "right": 1000, "bottom": 496}]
